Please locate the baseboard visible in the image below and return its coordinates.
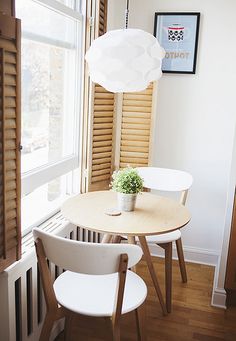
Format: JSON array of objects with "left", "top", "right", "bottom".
[
  {"left": 147, "top": 243, "right": 219, "bottom": 266},
  {"left": 211, "top": 287, "right": 227, "bottom": 309}
]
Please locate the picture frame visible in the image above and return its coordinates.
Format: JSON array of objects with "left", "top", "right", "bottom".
[{"left": 154, "top": 12, "right": 200, "bottom": 74}]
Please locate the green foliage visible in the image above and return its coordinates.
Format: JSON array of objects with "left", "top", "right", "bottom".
[{"left": 111, "top": 167, "right": 144, "bottom": 194}]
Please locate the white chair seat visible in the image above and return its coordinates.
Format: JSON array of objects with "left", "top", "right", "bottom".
[
  {"left": 121, "top": 230, "right": 181, "bottom": 244},
  {"left": 54, "top": 270, "right": 147, "bottom": 317},
  {"left": 144, "top": 230, "right": 181, "bottom": 244}
]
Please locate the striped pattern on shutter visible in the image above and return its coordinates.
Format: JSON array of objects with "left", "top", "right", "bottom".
[
  {"left": 119, "top": 83, "right": 154, "bottom": 169},
  {"left": 91, "top": 85, "right": 114, "bottom": 184},
  {"left": 97, "top": 0, "right": 107, "bottom": 36},
  {"left": 0, "top": 14, "right": 21, "bottom": 272},
  {"left": 88, "top": 0, "right": 115, "bottom": 191}
]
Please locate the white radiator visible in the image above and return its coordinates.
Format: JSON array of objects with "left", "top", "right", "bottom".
[{"left": 0, "top": 213, "right": 101, "bottom": 341}]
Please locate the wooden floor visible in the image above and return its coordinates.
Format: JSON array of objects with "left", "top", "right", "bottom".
[{"left": 56, "top": 258, "right": 236, "bottom": 341}]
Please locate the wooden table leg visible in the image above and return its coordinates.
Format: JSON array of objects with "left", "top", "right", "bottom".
[
  {"left": 164, "top": 243, "right": 172, "bottom": 313},
  {"left": 138, "top": 236, "right": 168, "bottom": 316},
  {"left": 127, "top": 236, "right": 136, "bottom": 245},
  {"left": 101, "top": 234, "right": 113, "bottom": 243},
  {"left": 127, "top": 236, "right": 137, "bottom": 271}
]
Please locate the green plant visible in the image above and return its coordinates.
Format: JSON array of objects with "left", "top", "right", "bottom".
[{"left": 111, "top": 167, "right": 144, "bottom": 194}]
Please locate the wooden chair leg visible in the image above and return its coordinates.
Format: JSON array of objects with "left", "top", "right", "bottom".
[
  {"left": 112, "top": 235, "right": 122, "bottom": 243},
  {"left": 64, "top": 312, "right": 73, "bottom": 341},
  {"left": 39, "top": 312, "right": 55, "bottom": 341},
  {"left": 135, "top": 304, "right": 147, "bottom": 341},
  {"left": 176, "top": 238, "right": 187, "bottom": 283},
  {"left": 111, "top": 254, "right": 128, "bottom": 341},
  {"left": 112, "top": 323, "right": 121, "bottom": 341},
  {"left": 164, "top": 243, "right": 172, "bottom": 313}
]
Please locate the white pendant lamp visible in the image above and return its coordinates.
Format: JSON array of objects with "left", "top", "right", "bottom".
[{"left": 85, "top": 1, "right": 165, "bottom": 93}]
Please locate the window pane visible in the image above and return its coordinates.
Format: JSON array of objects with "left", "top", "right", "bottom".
[
  {"left": 17, "top": 0, "right": 77, "bottom": 44},
  {"left": 16, "top": 0, "right": 80, "bottom": 174},
  {"left": 21, "top": 172, "right": 72, "bottom": 233},
  {"left": 56, "top": 0, "right": 77, "bottom": 9}
]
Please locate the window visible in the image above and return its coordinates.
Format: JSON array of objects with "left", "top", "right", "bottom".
[{"left": 16, "top": 0, "right": 83, "bottom": 235}]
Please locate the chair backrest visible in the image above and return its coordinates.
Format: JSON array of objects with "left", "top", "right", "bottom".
[
  {"left": 137, "top": 167, "right": 193, "bottom": 205},
  {"left": 33, "top": 228, "right": 142, "bottom": 275}
]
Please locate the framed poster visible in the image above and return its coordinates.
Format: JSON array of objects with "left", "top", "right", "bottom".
[{"left": 154, "top": 12, "right": 200, "bottom": 74}]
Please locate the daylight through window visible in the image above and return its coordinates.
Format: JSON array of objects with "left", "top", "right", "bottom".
[{"left": 16, "top": 0, "right": 83, "bottom": 234}]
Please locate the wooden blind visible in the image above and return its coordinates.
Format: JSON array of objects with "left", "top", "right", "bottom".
[
  {"left": 90, "top": 84, "right": 114, "bottom": 185},
  {"left": 0, "top": 0, "right": 15, "bottom": 16},
  {"left": 0, "top": 12, "right": 21, "bottom": 272},
  {"left": 97, "top": 0, "right": 107, "bottom": 36},
  {"left": 87, "top": 0, "right": 115, "bottom": 191},
  {"left": 117, "top": 83, "right": 156, "bottom": 169}
]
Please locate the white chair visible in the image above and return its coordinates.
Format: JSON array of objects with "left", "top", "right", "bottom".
[
  {"left": 137, "top": 167, "right": 193, "bottom": 313},
  {"left": 33, "top": 228, "right": 147, "bottom": 341},
  {"left": 116, "top": 167, "right": 193, "bottom": 313}
]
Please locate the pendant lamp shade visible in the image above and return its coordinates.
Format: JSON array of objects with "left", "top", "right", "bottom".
[{"left": 85, "top": 28, "right": 165, "bottom": 93}]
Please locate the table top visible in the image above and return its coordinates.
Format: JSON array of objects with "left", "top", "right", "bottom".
[{"left": 61, "top": 191, "right": 191, "bottom": 236}]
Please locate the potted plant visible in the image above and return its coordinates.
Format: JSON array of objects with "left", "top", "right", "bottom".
[{"left": 111, "top": 167, "right": 144, "bottom": 212}]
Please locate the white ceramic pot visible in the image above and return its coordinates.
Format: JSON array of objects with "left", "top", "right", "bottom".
[{"left": 117, "top": 193, "right": 137, "bottom": 212}]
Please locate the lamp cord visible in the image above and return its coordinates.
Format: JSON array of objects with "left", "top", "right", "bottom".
[{"left": 125, "top": 0, "right": 129, "bottom": 29}]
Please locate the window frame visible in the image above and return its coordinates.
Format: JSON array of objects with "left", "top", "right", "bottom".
[{"left": 18, "top": 0, "right": 85, "bottom": 230}]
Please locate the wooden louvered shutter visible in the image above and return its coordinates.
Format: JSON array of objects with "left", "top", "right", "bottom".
[
  {"left": 0, "top": 1, "right": 15, "bottom": 16},
  {"left": 115, "top": 83, "right": 157, "bottom": 169},
  {"left": 86, "top": 0, "right": 115, "bottom": 191},
  {"left": 0, "top": 12, "right": 21, "bottom": 272}
]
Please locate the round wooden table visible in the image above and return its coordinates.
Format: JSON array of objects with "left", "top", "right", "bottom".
[{"left": 61, "top": 190, "right": 191, "bottom": 316}]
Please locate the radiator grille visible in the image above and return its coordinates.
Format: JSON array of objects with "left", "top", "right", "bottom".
[{"left": 0, "top": 213, "right": 101, "bottom": 341}]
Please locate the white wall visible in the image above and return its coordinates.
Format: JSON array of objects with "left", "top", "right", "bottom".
[{"left": 108, "top": 0, "right": 236, "bottom": 260}]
